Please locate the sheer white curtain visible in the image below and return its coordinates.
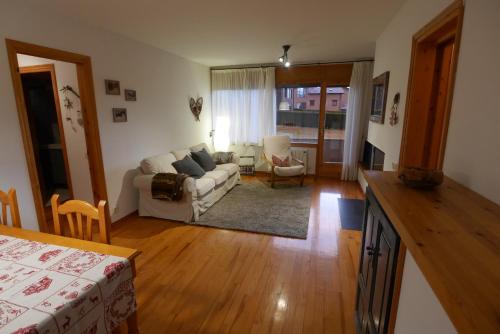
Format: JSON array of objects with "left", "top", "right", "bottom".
[
  {"left": 211, "top": 67, "right": 275, "bottom": 150},
  {"left": 341, "top": 62, "right": 374, "bottom": 180}
]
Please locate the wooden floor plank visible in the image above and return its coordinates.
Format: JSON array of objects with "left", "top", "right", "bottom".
[{"left": 111, "top": 176, "right": 364, "bottom": 333}]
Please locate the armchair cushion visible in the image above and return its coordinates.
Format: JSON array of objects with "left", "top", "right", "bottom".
[
  {"left": 191, "top": 149, "right": 216, "bottom": 171},
  {"left": 172, "top": 155, "right": 205, "bottom": 179},
  {"left": 274, "top": 165, "right": 305, "bottom": 177},
  {"left": 263, "top": 135, "right": 292, "bottom": 162},
  {"left": 272, "top": 155, "right": 290, "bottom": 167}
]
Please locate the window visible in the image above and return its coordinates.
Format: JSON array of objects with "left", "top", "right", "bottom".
[{"left": 276, "top": 86, "right": 320, "bottom": 144}]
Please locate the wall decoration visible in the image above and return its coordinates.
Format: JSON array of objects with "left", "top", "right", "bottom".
[
  {"left": 124, "top": 89, "right": 136, "bottom": 101},
  {"left": 189, "top": 97, "right": 203, "bottom": 121},
  {"left": 370, "top": 71, "right": 390, "bottom": 124},
  {"left": 60, "top": 85, "right": 83, "bottom": 131},
  {"left": 389, "top": 92, "right": 400, "bottom": 126},
  {"left": 112, "top": 108, "right": 127, "bottom": 122},
  {"left": 105, "top": 79, "right": 120, "bottom": 95}
]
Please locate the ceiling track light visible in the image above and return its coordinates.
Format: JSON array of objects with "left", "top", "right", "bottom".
[{"left": 279, "top": 45, "right": 291, "bottom": 67}]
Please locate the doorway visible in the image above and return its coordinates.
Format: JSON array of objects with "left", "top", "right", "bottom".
[
  {"left": 20, "top": 64, "right": 73, "bottom": 214},
  {"left": 398, "top": 1, "right": 463, "bottom": 172},
  {"left": 317, "top": 85, "right": 350, "bottom": 177},
  {"left": 6, "top": 39, "right": 108, "bottom": 232}
]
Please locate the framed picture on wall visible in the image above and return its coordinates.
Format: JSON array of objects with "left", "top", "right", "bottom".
[
  {"left": 124, "top": 89, "right": 137, "bottom": 101},
  {"left": 370, "top": 71, "right": 390, "bottom": 124},
  {"left": 112, "top": 108, "right": 127, "bottom": 122},
  {"left": 105, "top": 79, "right": 120, "bottom": 95}
]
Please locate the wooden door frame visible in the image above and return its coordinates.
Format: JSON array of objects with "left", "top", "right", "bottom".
[
  {"left": 19, "top": 64, "right": 75, "bottom": 203},
  {"left": 6, "top": 39, "right": 108, "bottom": 232},
  {"left": 398, "top": 1, "right": 464, "bottom": 172}
]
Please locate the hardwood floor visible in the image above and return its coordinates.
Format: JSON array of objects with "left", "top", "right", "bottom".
[{"left": 111, "top": 176, "right": 364, "bottom": 333}]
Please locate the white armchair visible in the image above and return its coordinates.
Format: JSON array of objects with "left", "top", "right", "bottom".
[{"left": 263, "top": 135, "right": 305, "bottom": 187}]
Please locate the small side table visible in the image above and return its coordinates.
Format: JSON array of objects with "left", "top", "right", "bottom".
[{"left": 239, "top": 155, "right": 255, "bottom": 175}]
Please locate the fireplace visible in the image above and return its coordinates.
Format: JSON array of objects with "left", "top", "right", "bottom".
[{"left": 362, "top": 141, "right": 385, "bottom": 171}]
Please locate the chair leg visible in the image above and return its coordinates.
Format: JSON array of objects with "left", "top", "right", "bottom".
[
  {"left": 300, "top": 174, "right": 305, "bottom": 187},
  {"left": 127, "top": 311, "right": 139, "bottom": 334}
]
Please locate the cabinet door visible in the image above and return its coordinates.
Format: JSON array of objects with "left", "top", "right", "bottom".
[
  {"left": 356, "top": 191, "right": 378, "bottom": 332},
  {"left": 368, "top": 214, "right": 400, "bottom": 334},
  {"left": 360, "top": 206, "right": 377, "bottom": 288}
]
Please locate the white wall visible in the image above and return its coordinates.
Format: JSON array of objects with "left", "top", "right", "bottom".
[
  {"left": 368, "top": 0, "right": 500, "bottom": 332},
  {"left": 367, "top": 0, "right": 500, "bottom": 205},
  {"left": 17, "top": 54, "right": 94, "bottom": 204},
  {"left": 0, "top": 1, "right": 212, "bottom": 230},
  {"left": 394, "top": 251, "right": 457, "bottom": 334}
]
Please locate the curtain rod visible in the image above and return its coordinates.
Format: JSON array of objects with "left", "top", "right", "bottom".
[{"left": 210, "top": 58, "right": 374, "bottom": 71}]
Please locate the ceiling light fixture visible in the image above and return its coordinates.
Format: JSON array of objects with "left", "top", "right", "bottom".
[{"left": 279, "top": 45, "right": 291, "bottom": 67}]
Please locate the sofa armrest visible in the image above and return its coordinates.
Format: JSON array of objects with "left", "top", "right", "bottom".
[{"left": 133, "top": 174, "right": 196, "bottom": 194}]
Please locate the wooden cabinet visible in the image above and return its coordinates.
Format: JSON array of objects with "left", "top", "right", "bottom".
[{"left": 356, "top": 187, "right": 401, "bottom": 334}]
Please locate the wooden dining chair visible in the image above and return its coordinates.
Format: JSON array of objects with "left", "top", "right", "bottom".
[
  {"left": 0, "top": 188, "right": 22, "bottom": 228},
  {"left": 51, "top": 194, "right": 110, "bottom": 244}
]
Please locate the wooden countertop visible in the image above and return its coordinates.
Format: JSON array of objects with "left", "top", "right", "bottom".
[{"left": 364, "top": 171, "right": 500, "bottom": 334}]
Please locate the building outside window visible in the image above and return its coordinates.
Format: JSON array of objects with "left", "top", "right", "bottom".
[{"left": 276, "top": 86, "right": 349, "bottom": 145}]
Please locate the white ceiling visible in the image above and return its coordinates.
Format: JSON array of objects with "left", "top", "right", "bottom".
[{"left": 28, "top": 0, "right": 404, "bottom": 67}]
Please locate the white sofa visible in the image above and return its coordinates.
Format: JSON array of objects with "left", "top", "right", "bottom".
[{"left": 133, "top": 143, "right": 240, "bottom": 222}]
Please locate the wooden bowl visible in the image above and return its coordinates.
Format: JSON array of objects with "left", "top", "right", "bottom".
[{"left": 398, "top": 167, "right": 444, "bottom": 189}]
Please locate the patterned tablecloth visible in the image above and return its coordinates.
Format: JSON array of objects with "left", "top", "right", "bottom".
[{"left": 0, "top": 235, "right": 136, "bottom": 334}]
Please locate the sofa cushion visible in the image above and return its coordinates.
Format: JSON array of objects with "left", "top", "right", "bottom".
[
  {"left": 172, "top": 155, "right": 205, "bottom": 179},
  {"left": 191, "top": 149, "right": 216, "bottom": 171},
  {"left": 172, "top": 149, "right": 191, "bottom": 160},
  {"left": 140, "top": 153, "right": 177, "bottom": 174},
  {"left": 274, "top": 165, "right": 305, "bottom": 177},
  {"left": 203, "top": 170, "right": 228, "bottom": 186},
  {"left": 215, "top": 163, "right": 239, "bottom": 176},
  {"left": 190, "top": 142, "right": 211, "bottom": 153},
  {"left": 195, "top": 178, "right": 215, "bottom": 197}
]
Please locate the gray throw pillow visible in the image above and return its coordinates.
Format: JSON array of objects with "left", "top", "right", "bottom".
[
  {"left": 191, "top": 148, "right": 216, "bottom": 171},
  {"left": 171, "top": 155, "right": 205, "bottom": 179}
]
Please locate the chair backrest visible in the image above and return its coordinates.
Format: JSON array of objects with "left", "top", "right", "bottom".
[
  {"left": 51, "top": 194, "right": 110, "bottom": 244},
  {"left": 263, "top": 135, "right": 292, "bottom": 161},
  {"left": 0, "top": 188, "right": 21, "bottom": 228}
]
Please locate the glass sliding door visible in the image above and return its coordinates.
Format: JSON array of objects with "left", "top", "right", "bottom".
[{"left": 317, "top": 86, "right": 349, "bottom": 177}]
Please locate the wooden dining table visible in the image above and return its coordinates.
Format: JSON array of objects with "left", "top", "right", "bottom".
[{"left": 0, "top": 225, "right": 141, "bottom": 333}]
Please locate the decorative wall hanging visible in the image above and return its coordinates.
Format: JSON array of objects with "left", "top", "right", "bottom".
[
  {"left": 124, "top": 89, "right": 137, "bottom": 101},
  {"left": 389, "top": 92, "right": 400, "bottom": 126},
  {"left": 370, "top": 71, "right": 390, "bottom": 124},
  {"left": 112, "top": 108, "right": 127, "bottom": 122},
  {"left": 189, "top": 97, "right": 203, "bottom": 121},
  {"left": 105, "top": 79, "right": 120, "bottom": 95},
  {"left": 60, "top": 85, "right": 83, "bottom": 131}
]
